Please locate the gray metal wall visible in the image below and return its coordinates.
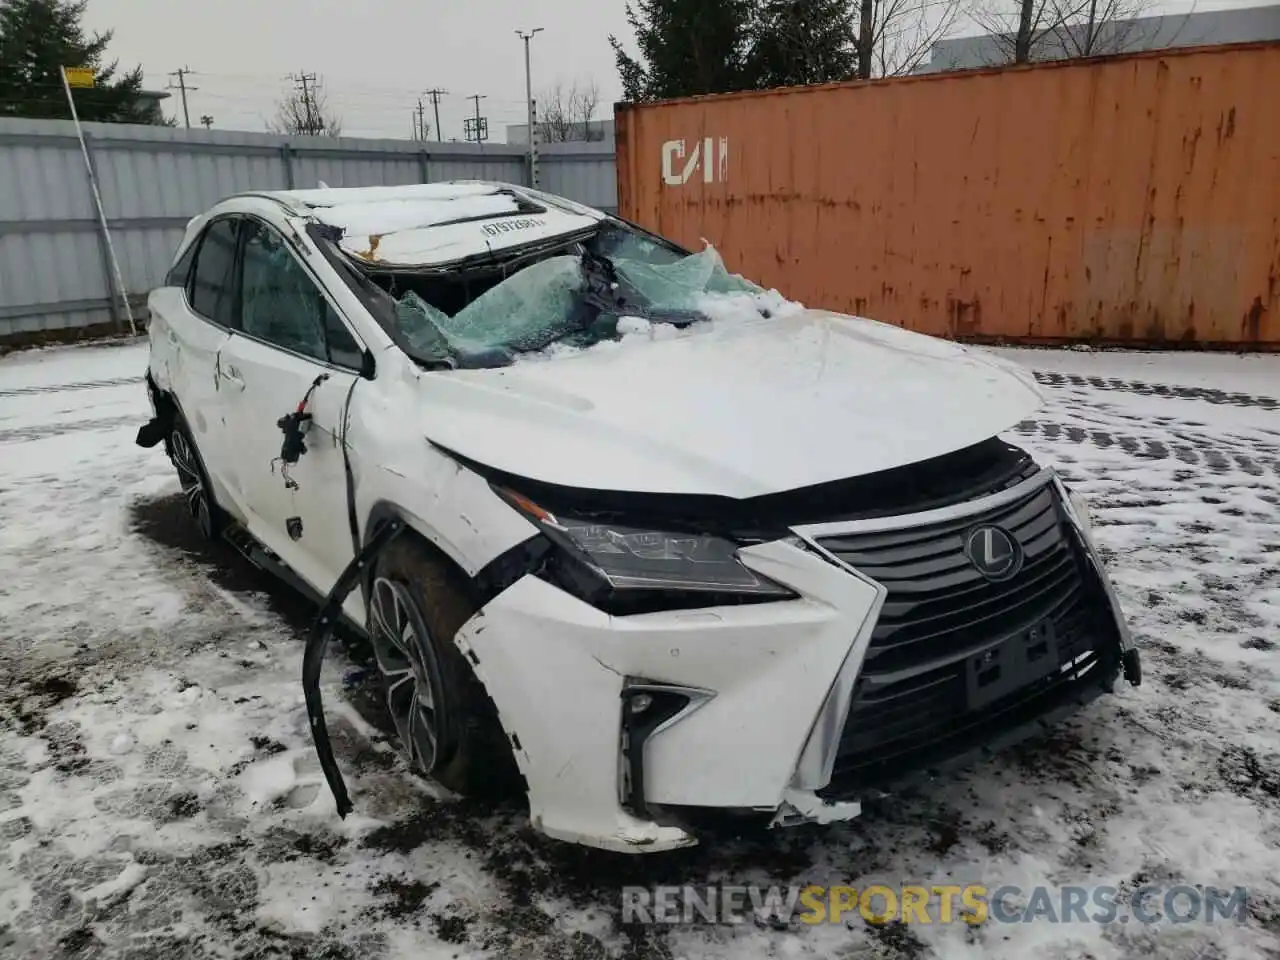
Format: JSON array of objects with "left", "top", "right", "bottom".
[
  {"left": 539, "top": 142, "right": 618, "bottom": 216},
  {"left": 0, "top": 118, "right": 617, "bottom": 337}
]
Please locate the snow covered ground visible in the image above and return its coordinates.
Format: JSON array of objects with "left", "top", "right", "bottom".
[{"left": 1, "top": 338, "right": 1278, "bottom": 960}]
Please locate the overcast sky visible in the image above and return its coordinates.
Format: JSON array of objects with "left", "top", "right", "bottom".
[{"left": 83, "top": 0, "right": 1262, "bottom": 141}]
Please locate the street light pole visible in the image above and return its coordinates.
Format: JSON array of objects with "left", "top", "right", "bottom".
[{"left": 516, "top": 27, "right": 544, "bottom": 187}]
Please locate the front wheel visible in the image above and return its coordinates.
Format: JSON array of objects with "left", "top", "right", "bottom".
[{"left": 369, "top": 537, "right": 521, "bottom": 798}]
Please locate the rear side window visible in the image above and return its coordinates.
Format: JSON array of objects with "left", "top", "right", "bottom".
[
  {"left": 188, "top": 218, "right": 239, "bottom": 327},
  {"left": 166, "top": 236, "right": 199, "bottom": 288}
]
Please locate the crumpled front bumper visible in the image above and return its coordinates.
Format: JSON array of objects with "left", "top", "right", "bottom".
[{"left": 453, "top": 469, "right": 1137, "bottom": 853}]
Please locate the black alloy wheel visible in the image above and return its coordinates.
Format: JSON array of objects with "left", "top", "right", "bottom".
[
  {"left": 169, "top": 425, "right": 216, "bottom": 541},
  {"left": 369, "top": 575, "right": 455, "bottom": 775}
]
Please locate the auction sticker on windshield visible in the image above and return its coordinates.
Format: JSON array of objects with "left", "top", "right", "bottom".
[{"left": 482, "top": 218, "right": 547, "bottom": 238}]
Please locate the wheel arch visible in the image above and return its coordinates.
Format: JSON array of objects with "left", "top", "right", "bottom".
[
  {"left": 361, "top": 499, "right": 551, "bottom": 614},
  {"left": 143, "top": 372, "right": 179, "bottom": 448}
]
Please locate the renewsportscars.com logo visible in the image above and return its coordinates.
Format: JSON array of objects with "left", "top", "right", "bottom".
[{"left": 621, "top": 884, "right": 1250, "bottom": 927}]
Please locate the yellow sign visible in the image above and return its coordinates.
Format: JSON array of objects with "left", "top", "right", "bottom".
[{"left": 64, "top": 67, "right": 96, "bottom": 88}]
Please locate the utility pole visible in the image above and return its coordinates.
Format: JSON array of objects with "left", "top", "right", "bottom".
[
  {"left": 530, "top": 98, "right": 540, "bottom": 188},
  {"left": 413, "top": 98, "right": 427, "bottom": 140},
  {"left": 167, "top": 67, "right": 197, "bottom": 129},
  {"left": 515, "top": 29, "right": 544, "bottom": 185},
  {"left": 424, "top": 88, "right": 447, "bottom": 143},
  {"left": 287, "top": 72, "right": 319, "bottom": 134},
  {"left": 466, "top": 94, "right": 488, "bottom": 145}
]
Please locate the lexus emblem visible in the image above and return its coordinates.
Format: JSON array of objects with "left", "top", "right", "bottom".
[{"left": 964, "top": 525, "right": 1024, "bottom": 581}]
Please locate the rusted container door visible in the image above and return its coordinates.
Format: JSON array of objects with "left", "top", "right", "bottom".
[{"left": 615, "top": 42, "right": 1280, "bottom": 348}]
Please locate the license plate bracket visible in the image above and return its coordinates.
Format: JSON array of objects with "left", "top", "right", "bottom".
[{"left": 965, "top": 620, "right": 1060, "bottom": 711}]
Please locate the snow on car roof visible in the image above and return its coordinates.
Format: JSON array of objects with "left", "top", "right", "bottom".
[{"left": 249, "top": 181, "right": 604, "bottom": 269}]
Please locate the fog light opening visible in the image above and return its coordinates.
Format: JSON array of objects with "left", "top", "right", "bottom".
[{"left": 619, "top": 683, "right": 698, "bottom": 818}]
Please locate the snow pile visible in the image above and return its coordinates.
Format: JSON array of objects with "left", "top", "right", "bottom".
[
  {"left": 694, "top": 285, "right": 807, "bottom": 324},
  {"left": 321, "top": 194, "right": 520, "bottom": 239},
  {"left": 520, "top": 286, "right": 805, "bottom": 365}
]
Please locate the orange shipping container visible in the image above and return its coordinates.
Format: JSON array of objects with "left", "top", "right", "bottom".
[{"left": 615, "top": 41, "right": 1280, "bottom": 349}]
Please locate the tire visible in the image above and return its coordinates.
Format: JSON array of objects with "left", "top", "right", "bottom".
[
  {"left": 368, "top": 536, "right": 521, "bottom": 799},
  {"left": 167, "top": 413, "right": 223, "bottom": 542}
]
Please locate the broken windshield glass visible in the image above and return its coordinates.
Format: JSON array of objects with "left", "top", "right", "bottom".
[
  {"left": 610, "top": 245, "right": 761, "bottom": 310},
  {"left": 342, "top": 218, "right": 775, "bottom": 369},
  {"left": 394, "top": 256, "right": 588, "bottom": 365}
]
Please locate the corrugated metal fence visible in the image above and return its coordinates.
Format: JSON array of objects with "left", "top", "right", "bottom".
[{"left": 0, "top": 118, "right": 617, "bottom": 338}]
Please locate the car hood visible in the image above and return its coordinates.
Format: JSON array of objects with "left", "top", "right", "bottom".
[{"left": 414, "top": 310, "right": 1043, "bottom": 499}]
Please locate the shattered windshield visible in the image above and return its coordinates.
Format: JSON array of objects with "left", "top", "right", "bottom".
[
  {"left": 394, "top": 256, "right": 588, "bottom": 360},
  {"left": 596, "top": 230, "right": 761, "bottom": 309},
  {"left": 345, "top": 220, "right": 772, "bottom": 369}
]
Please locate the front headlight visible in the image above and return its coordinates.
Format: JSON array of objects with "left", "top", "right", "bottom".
[{"left": 495, "top": 486, "right": 795, "bottom": 613}]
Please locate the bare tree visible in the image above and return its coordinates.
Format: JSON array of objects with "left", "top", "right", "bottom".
[
  {"left": 1046, "top": 0, "right": 1179, "bottom": 58},
  {"left": 969, "top": 0, "right": 1072, "bottom": 64},
  {"left": 969, "top": 0, "right": 1197, "bottom": 66},
  {"left": 269, "top": 85, "right": 342, "bottom": 137},
  {"left": 570, "top": 80, "right": 602, "bottom": 141},
  {"left": 538, "top": 80, "right": 603, "bottom": 142},
  {"left": 538, "top": 83, "right": 574, "bottom": 142},
  {"left": 855, "top": 0, "right": 969, "bottom": 79}
]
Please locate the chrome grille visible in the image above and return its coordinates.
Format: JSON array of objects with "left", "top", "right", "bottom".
[{"left": 815, "top": 477, "right": 1122, "bottom": 795}]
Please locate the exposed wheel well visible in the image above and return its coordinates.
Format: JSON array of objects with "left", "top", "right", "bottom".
[
  {"left": 361, "top": 504, "right": 479, "bottom": 610},
  {"left": 146, "top": 374, "right": 180, "bottom": 452},
  {"left": 361, "top": 502, "right": 550, "bottom": 615}
]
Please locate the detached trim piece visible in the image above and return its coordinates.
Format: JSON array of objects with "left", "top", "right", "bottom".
[{"left": 303, "top": 516, "right": 405, "bottom": 818}]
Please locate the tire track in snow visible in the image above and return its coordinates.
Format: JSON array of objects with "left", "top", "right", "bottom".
[
  {"left": 1012, "top": 420, "right": 1280, "bottom": 477},
  {"left": 0, "top": 415, "right": 139, "bottom": 444},
  {"left": 1033, "top": 371, "right": 1280, "bottom": 410},
  {"left": 0, "top": 376, "right": 142, "bottom": 399}
]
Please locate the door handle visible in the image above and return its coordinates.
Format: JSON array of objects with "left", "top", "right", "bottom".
[{"left": 219, "top": 362, "right": 245, "bottom": 391}]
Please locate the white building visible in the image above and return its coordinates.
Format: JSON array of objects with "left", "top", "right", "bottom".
[
  {"left": 916, "top": 3, "right": 1280, "bottom": 73},
  {"left": 505, "top": 119, "right": 614, "bottom": 146}
]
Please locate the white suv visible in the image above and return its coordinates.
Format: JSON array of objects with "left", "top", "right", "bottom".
[{"left": 137, "top": 182, "right": 1141, "bottom": 853}]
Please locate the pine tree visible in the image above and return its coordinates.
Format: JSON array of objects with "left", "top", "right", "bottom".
[
  {"left": 0, "top": 0, "right": 157, "bottom": 123},
  {"left": 609, "top": 0, "right": 757, "bottom": 102},
  {"left": 749, "top": 0, "right": 857, "bottom": 89}
]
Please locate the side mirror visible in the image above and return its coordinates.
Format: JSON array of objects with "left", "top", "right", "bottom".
[{"left": 360, "top": 349, "right": 377, "bottom": 380}]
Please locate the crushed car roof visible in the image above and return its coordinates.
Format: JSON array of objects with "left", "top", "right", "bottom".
[{"left": 242, "top": 181, "right": 605, "bottom": 270}]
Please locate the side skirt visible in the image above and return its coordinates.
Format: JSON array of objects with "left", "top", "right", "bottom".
[{"left": 222, "top": 521, "right": 369, "bottom": 640}]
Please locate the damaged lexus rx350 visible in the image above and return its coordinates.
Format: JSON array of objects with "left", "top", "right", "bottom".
[{"left": 137, "top": 182, "right": 1141, "bottom": 853}]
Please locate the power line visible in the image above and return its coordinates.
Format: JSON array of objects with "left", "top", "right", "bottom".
[
  {"left": 185, "top": 69, "right": 527, "bottom": 102},
  {"left": 166, "top": 66, "right": 198, "bottom": 129}
]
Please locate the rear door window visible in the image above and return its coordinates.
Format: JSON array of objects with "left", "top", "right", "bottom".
[
  {"left": 166, "top": 235, "right": 200, "bottom": 288},
  {"left": 188, "top": 218, "right": 240, "bottom": 328}
]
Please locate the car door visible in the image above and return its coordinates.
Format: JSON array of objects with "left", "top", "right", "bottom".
[
  {"left": 216, "top": 216, "right": 368, "bottom": 597},
  {"left": 149, "top": 217, "right": 241, "bottom": 508}
]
